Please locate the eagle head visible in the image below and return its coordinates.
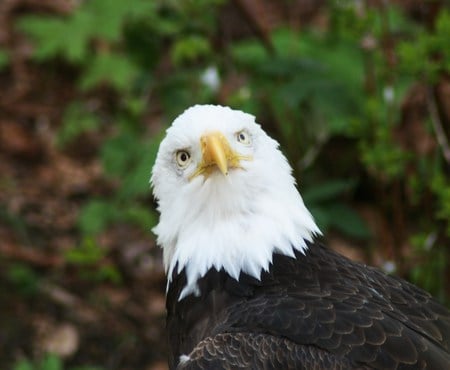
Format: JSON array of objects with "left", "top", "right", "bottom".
[{"left": 151, "top": 105, "right": 320, "bottom": 299}]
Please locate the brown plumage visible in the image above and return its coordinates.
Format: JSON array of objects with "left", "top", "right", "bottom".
[{"left": 167, "top": 244, "right": 450, "bottom": 369}]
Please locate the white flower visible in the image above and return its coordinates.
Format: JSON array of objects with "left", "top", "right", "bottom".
[{"left": 200, "top": 66, "right": 220, "bottom": 91}]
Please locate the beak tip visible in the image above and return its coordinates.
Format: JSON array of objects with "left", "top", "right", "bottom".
[{"left": 201, "top": 132, "right": 231, "bottom": 177}]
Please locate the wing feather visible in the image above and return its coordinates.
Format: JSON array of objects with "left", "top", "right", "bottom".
[
  {"left": 168, "top": 244, "right": 450, "bottom": 369},
  {"left": 215, "top": 245, "right": 450, "bottom": 369},
  {"left": 177, "top": 332, "right": 363, "bottom": 370}
]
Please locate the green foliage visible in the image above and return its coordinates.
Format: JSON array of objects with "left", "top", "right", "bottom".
[
  {"left": 304, "top": 180, "right": 370, "bottom": 239},
  {"left": 358, "top": 130, "right": 410, "bottom": 180},
  {"left": 18, "top": 0, "right": 222, "bottom": 93},
  {"left": 76, "top": 129, "right": 160, "bottom": 236},
  {"left": 80, "top": 53, "right": 139, "bottom": 92},
  {"left": 231, "top": 29, "right": 365, "bottom": 145},
  {"left": 398, "top": 10, "right": 450, "bottom": 81},
  {"left": 18, "top": 15, "right": 88, "bottom": 63},
  {"left": 384, "top": 10, "right": 450, "bottom": 301},
  {"left": 431, "top": 173, "right": 450, "bottom": 236},
  {"left": 65, "top": 237, "right": 105, "bottom": 265},
  {"left": 77, "top": 200, "right": 120, "bottom": 236},
  {"left": 64, "top": 237, "right": 122, "bottom": 284},
  {"left": 410, "top": 232, "right": 448, "bottom": 304},
  {"left": 78, "top": 198, "right": 156, "bottom": 236},
  {"left": 100, "top": 131, "right": 161, "bottom": 200},
  {"left": 15, "top": 0, "right": 449, "bottom": 305},
  {"left": 13, "top": 354, "right": 61, "bottom": 370},
  {"left": 17, "top": 1, "right": 155, "bottom": 64},
  {"left": 171, "top": 35, "right": 211, "bottom": 65},
  {"left": 6, "top": 263, "right": 39, "bottom": 296},
  {"left": 57, "top": 102, "right": 100, "bottom": 146},
  {"left": 13, "top": 353, "right": 102, "bottom": 370},
  {"left": 0, "top": 206, "right": 31, "bottom": 245},
  {"left": 0, "top": 48, "right": 9, "bottom": 70}
]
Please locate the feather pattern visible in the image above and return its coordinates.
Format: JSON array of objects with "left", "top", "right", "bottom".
[{"left": 167, "top": 245, "right": 450, "bottom": 370}]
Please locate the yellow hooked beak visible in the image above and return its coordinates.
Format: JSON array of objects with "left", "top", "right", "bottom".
[
  {"left": 189, "top": 132, "right": 251, "bottom": 180},
  {"left": 202, "top": 132, "right": 230, "bottom": 175}
]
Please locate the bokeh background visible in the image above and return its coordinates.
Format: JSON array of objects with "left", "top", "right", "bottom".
[{"left": 0, "top": 0, "right": 449, "bottom": 369}]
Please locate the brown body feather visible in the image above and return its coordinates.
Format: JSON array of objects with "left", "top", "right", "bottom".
[{"left": 167, "top": 243, "right": 450, "bottom": 369}]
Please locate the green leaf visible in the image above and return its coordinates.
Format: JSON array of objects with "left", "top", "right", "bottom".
[
  {"left": 65, "top": 237, "right": 105, "bottom": 265},
  {"left": 18, "top": 0, "right": 158, "bottom": 65},
  {"left": 325, "top": 204, "right": 371, "bottom": 239},
  {"left": 101, "top": 133, "right": 138, "bottom": 177},
  {"left": 80, "top": 53, "right": 138, "bottom": 92},
  {"left": 57, "top": 102, "right": 100, "bottom": 147},
  {"left": 83, "top": 0, "right": 129, "bottom": 42},
  {"left": 6, "top": 263, "right": 39, "bottom": 296},
  {"left": 171, "top": 35, "right": 211, "bottom": 65},
  {"left": 0, "top": 49, "right": 10, "bottom": 70},
  {"left": 123, "top": 205, "right": 158, "bottom": 230},
  {"left": 39, "top": 354, "right": 63, "bottom": 370},
  {"left": 231, "top": 39, "right": 268, "bottom": 66},
  {"left": 18, "top": 14, "right": 92, "bottom": 63},
  {"left": 118, "top": 152, "right": 154, "bottom": 199},
  {"left": 13, "top": 359, "right": 34, "bottom": 370},
  {"left": 303, "top": 180, "right": 355, "bottom": 204},
  {"left": 101, "top": 131, "right": 162, "bottom": 199},
  {"left": 308, "top": 206, "right": 331, "bottom": 231},
  {"left": 98, "top": 264, "right": 122, "bottom": 284},
  {"left": 78, "top": 199, "right": 119, "bottom": 235}
]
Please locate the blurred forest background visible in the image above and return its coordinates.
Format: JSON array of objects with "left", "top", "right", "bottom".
[{"left": 0, "top": 0, "right": 449, "bottom": 369}]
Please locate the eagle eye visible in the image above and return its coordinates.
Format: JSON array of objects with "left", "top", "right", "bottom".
[
  {"left": 236, "top": 130, "right": 251, "bottom": 145},
  {"left": 175, "top": 150, "right": 191, "bottom": 168}
]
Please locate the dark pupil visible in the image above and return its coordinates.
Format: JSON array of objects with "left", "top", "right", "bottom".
[
  {"left": 180, "top": 152, "right": 187, "bottom": 162},
  {"left": 239, "top": 133, "right": 245, "bottom": 141}
]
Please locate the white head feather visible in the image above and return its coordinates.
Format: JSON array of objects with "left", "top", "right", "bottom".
[{"left": 151, "top": 105, "right": 320, "bottom": 299}]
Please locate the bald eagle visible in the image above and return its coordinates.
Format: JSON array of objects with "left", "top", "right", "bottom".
[{"left": 151, "top": 105, "right": 450, "bottom": 369}]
